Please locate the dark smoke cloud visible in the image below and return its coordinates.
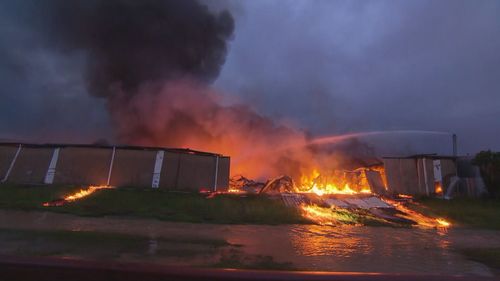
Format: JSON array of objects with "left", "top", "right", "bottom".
[
  {"left": 41, "top": 0, "right": 234, "bottom": 98},
  {"left": 3, "top": 0, "right": 498, "bottom": 179},
  {"left": 0, "top": 0, "right": 340, "bottom": 179}
]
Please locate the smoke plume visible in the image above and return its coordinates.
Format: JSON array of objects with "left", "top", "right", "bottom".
[
  {"left": 33, "top": 0, "right": 309, "bottom": 178},
  {"left": 24, "top": 0, "right": 350, "bottom": 179},
  {"left": 42, "top": 0, "right": 234, "bottom": 97}
]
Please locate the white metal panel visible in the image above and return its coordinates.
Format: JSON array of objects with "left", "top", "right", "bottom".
[
  {"left": 44, "top": 148, "right": 60, "bottom": 184},
  {"left": 151, "top": 150, "right": 164, "bottom": 188},
  {"left": 106, "top": 147, "right": 116, "bottom": 186},
  {"left": 433, "top": 159, "right": 442, "bottom": 183}
]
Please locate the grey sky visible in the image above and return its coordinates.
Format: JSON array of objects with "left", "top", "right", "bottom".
[
  {"left": 1, "top": 0, "right": 499, "bottom": 155},
  {"left": 216, "top": 0, "right": 500, "bottom": 154}
]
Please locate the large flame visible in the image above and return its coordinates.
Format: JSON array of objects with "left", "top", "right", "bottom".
[{"left": 298, "top": 169, "right": 372, "bottom": 196}]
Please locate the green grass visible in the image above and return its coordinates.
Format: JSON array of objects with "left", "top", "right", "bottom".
[
  {"left": 413, "top": 197, "right": 500, "bottom": 230},
  {"left": 0, "top": 184, "right": 306, "bottom": 224},
  {"left": 460, "top": 248, "right": 500, "bottom": 274},
  {"left": 0, "top": 184, "right": 82, "bottom": 210}
]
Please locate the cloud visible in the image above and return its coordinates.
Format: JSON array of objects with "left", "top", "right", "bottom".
[{"left": 216, "top": 0, "right": 500, "bottom": 154}]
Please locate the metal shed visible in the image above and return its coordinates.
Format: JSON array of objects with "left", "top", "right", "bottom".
[
  {"left": 383, "top": 155, "right": 457, "bottom": 196},
  {"left": 0, "top": 143, "right": 230, "bottom": 192}
]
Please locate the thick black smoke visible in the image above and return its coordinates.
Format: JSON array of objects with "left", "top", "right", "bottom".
[
  {"left": 41, "top": 0, "right": 234, "bottom": 98},
  {"left": 0, "top": 0, "right": 374, "bottom": 179}
]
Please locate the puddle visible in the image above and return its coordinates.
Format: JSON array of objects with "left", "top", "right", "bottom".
[{"left": 0, "top": 210, "right": 498, "bottom": 276}]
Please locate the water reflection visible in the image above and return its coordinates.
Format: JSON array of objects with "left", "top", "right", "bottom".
[
  {"left": 0, "top": 210, "right": 497, "bottom": 276},
  {"left": 290, "top": 225, "right": 367, "bottom": 257},
  {"left": 283, "top": 225, "right": 467, "bottom": 274}
]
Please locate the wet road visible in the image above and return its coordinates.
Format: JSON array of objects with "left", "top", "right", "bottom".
[{"left": 0, "top": 210, "right": 498, "bottom": 276}]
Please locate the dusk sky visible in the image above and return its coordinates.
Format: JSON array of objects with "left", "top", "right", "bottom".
[{"left": 1, "top": 0, "right": 499, "bottom": 155}]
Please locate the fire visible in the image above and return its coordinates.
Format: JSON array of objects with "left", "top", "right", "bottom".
[
  {"left": 227, "top": 187, "right": 245, "bottom": 194},
  {"left": 299, "top": 169, "right": 372, "bottom": 196},
  {"left": 64, "top": 185, "right": 114, "bottom": 202},
  {"left": 436, "top": 218, "right": 451, "bottom": 227},
  {"left": 383, "top": 198, "right": 451, "bottom": 229},
  {"left": 299, "top": 204, "right": 359, "bottom": 226},
  {"left": 42, "top": 185, "right": 114, "bottom": 207},
  {"left": 435, "top": 182, "right": 443, "bottom": 195}
]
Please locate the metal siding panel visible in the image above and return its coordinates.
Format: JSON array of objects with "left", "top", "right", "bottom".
[
  {"left": 177, "top": 154, "right": 214, "bottom": 191},
  {"left": 7, "top": 147, "right": 53, "bottom": 184},
  {"left": 109, "top": 149, "right": 156, "bottom": 187},
  {"left": 54, "top": 147, "right": 112, "bottom": 185},
  {"left": 0, "top": 145, "right": 21, "bottom": 182},
  {"left": 399, "top": 159, "right": 419, "bottom": 195},
  {"left": 159, "top": 152, "right": 181, "bottom": 190},
  {"left": 216, "top": 157, "right": 230, "bottom": 191},
  {"left": 383, "top": 159, "right": 403, "bottom": 194}
]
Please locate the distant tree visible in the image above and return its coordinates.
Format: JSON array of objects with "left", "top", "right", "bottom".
[{"left": 473, "top": 150, "right": 500, "bottom": 198}]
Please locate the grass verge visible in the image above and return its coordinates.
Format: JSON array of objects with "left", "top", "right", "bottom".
[
  {"left": 0, "top": 184, "right": 307, "bottom": 224},
  {"left": 460, "top": 248, "right": 500, "bottom": 274},
  {"left": 413, "top": 197, "right": 500, "bottom": 230}
]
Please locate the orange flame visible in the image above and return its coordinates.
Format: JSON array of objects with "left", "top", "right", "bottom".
[
  {"left": 300, "top": 204, "right": 340, "bottom": 226},
  {"left": 383, "top": 198, "right": 451, "bottom": 229},
  {"left": 435, "top": 182, "right": 443, "bottom": 195},
  {"left": 299, "top": 169, "right": 372, "bottom": 196},
  {"left": 65, "top": 185, "right": 114, "bottom": 202}
]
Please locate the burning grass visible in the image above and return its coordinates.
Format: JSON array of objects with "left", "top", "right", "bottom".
[
  {"left": 411, "top": 197, "right": 500, "bottom": 230},
  {"left": 42, "top": 185, "right": 114, "bottom": 207},
  {"left": 0, "top": 183, "right": 496, "bottom": 229}
]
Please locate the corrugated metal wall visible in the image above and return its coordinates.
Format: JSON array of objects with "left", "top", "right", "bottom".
[
  {"left": 383, "top": 157, "right": 457, "bottom": 196},
  {"left": 55, "top": 147, "right": 113, "bottom": 185},
  {"left": 0, "top": 144, "right": 230, "bottom": 191}
]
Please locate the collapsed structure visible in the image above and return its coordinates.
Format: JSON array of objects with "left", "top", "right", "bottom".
[{"left": 0, "top": 143, "right": 230, "bottom": 191}]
